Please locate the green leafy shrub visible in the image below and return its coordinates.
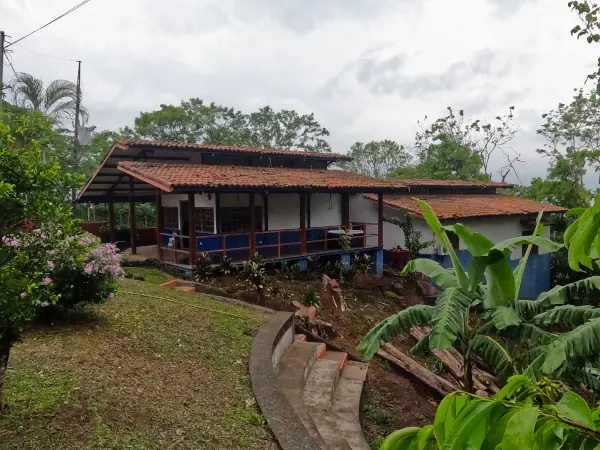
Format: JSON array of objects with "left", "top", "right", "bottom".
[
  {"left": 219, "top": 255, "right": 234, "bottom": 276},
  {"left": 385, "top": 213, "right": 433, "bottom": 260},
  {"left": 193, "top": 252, "right": 214, "bottom": 281},
  {"left": 242, "top": 259, "right": 267, "bottom": 300},
  {"left": 301, "top": 287, "right": 320, "bottom": 308},
  {"left": 351, "top": 254, "right": 372, "bottom": 274},
  {"left": 378, "top": 375, "right": 600, "bottom": 449},
  {"left": 276, "top": 261, "right": 301, "bottom": 280}
]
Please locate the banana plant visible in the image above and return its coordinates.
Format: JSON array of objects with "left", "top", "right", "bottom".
[
  {"left": 358, "top": 200, "right": 561, "bottom": 392},
  {"left": 379, "top": 375, "right": 600, "bottom": 450}
]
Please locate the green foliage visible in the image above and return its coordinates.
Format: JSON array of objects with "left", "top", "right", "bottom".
[
  {"left": 339, "top": 140, "right": 411, "bottom": 178},
  {"left": 219, "top": 255, "right": 234, "bottom": 276},
  {"left": 379, "top": 375, "right": 600, "bottom": 449},
  {"left": 390, "top": 106, "right": 519, "bottom": 181},
  {"left": 351, "top": 254, "right": 372, "bottom": 275},
  {"left": 385, "top": 213, "right": 433, "bottom": 260},
  {"left": 193, "top": 252, "right": 214, "bottom": 281},
  {"left": 132, "top": 99, "right": 331, "bottom": 152},
  {"left": 363, "top": 406, "right": 392, "bottom": 425},
  {"left": 569, "top": 1, "right": 600, "bottom": 87},
  {"left": 242, "top": 257, "right": 267, "bottom": 299},
  {"left": 301, "top": 287, "right": 320, "bottom": 308},
  {"left": 276, "top": 261, "right": 301, "bottom": 280}
]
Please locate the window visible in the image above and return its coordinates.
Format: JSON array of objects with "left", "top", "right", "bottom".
[
  {"left": 220, "top": 207, "right": 263, "bottom": 233},
  {"left": 195, "top": 207, "right": 215, "bottom": 233},
  {"left": 447, "top": 231, "right": 460, "bottom": 250},
  {"left": 522, "top": 230, "right": 539, "bottom": 257},
  {"left": 164, "top": 207, "right": 178, "bottom": 229}
]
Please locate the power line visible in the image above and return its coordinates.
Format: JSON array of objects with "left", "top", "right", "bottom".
[
  {"left": 10, "top": 42, "right": 79, "bottom": 63},
  {"left": 5, "top": 0, "right": 95, "bottom": 49}
]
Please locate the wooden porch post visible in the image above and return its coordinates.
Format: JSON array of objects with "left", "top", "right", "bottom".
[
  {"left": 300, "top": 192, "right": 307, "bottom": 254},
  {"left": 341, "top": 193, "right": 350, "bottom": 230},
  {"left": 262, "top": 193, "right": 269, "bottom": 231},
  {"left": 378, "top": 192, "right": 384, "bottom": 247},
  {"left": 156, "top": 190, "right": 164, "bottom": 261},
  {"left": 249, "top": 193, "right": 256, "bottom": 256},
  {"left": 128, "top": 175, "right": 137, "bottom": 255},
  {"left": 215, "top": 192, "right": 221, "bottom": 234},
  {"left": 107, "top": 195, "right": 116, "bottom": 243},
  {"left": 188, "top": 192, "right": 197, "bottom": 265}
]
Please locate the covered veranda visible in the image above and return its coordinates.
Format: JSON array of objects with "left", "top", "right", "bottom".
[{"left": 78, "top": 160, "right": 398, "bottom": 274}]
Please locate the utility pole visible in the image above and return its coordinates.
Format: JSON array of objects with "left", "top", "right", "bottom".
[
  {"left": 72, "top": 60, "right": 82, "bottom": 202},
  {"left": 0, "top": 31, "right": 5, "bottom": 113}
]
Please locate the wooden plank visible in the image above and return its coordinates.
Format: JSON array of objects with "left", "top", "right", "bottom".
[
  {"left": 107, "top": 196, "right": 116, "bottom": 243},
  {"left": 188, "top": 193, "right": 197, "bottom": 264},
  {"left": 378, "top": 342, "right": 459, "bottom": 397}
]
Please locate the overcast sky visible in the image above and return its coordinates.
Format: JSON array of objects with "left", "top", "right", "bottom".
[{"left": 1, "top": 0, "right": 598, "bottom": 185}]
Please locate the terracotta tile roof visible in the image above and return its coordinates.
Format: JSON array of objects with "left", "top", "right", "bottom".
[
  {"left": 118, "top": 162, "right": 397, "bottom": 192},
  {"left": 388, "top": 179, "right": 512, "bottom": 188},
  {"left": 115, "top": 139, "right": 350, "bottom": 161},
  {"left": 365, "top": 193, "right": 567, "bottom": 219}
]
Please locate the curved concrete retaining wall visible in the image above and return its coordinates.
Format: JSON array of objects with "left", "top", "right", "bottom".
[{"left": 249, "top": 312, "right": 321, "bottom": 450}]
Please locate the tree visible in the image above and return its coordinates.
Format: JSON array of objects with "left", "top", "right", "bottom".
[
  {"left": 357, "top": 201, "right": 561, "bottom": 392},
  {"left": 340, "top": 140, "right": 411, "bottom": 178},
  {"left": 569, "top": 1, "right": 600, "bottom": 88},
  {"left": 390, "top": 133, "right": 487, "bottom": 181},
  {"left": 132, "top": 99, "right": 332, "bottom": 152},
  {"left": 379, "top": 375, "right": 600, "bottom": 449},
  {"left": 413, "top": 106, "right": 520, "bottom": 180},
  {"left": 0, "top": 111, "right": 77, "bottom": 410},
  {"left": 8, "top": 73, "right": 87, "bottom": 126}
]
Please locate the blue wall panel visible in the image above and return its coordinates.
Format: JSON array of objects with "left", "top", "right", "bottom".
[{"left": 421, "top": 250, "right": 551, "bottom": 300}]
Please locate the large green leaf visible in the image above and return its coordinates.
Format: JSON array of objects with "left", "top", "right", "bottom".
[
  {"left": 433, "top": 392, "right": 459, "bottom": 446},
  {"left": 429, "top": 287, "right": 473, "bottom": 350},
  {"left": 515, "top": 299, "right": 556, "bottom": 320},
  {"left": 533, "top": 305, "right": 600, "bottom": 328},
  {"left": 491, "top": 236, "right": 563, "bottom": 256},
  {"left": 357, "top": 305, "right": 435, "bottom": 361},
  {"left": 471, "top": 334, "right": 516, "bottom": 381},
  {"left": 513, "top": 211, "right": 544, "bottom": 301},
  {"left": 497, "top": 406, "right": 538, "bottom": 450},
  {"left": 536, "top": 276, "right": 600, "bottom": 306},
  {"left": 416, "top": 199, "right": 469, "bottom": 291},
  {"left": 440, "top": 399, "right": 497, "bottom": 450},
  {"left": 483, "top": 256, "right": 516, "bottom": 309},
  {"left": 379, "top": 427, "right": 421, "bottom": 449},
  {"left": 444, "top": 223, "right": 494, "bottom": 257},
  {"left": 510, "top": 323, "right": 556, "bottom": 347},
  {"left": 553, "top": 391, "right": 595, "bottom": 430},
  {"left": 491, "top": 306, "right": 522, "bottom": 330},
  {"left": 403, "top": 258, "right": 457, "bottom": 290},
  {"left": 566, "top": 194, "right": 600, "bottom": 271}
]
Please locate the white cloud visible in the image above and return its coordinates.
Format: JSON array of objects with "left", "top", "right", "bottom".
[{"left": 2, "top": 0, "right": 598, "bottom": 185}]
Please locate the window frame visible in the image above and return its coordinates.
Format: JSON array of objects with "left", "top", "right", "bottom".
[
  {"left": 195, "top": 207, "right": 215, "bottom": 234},
  {"left": 163, "top": 206, "right": 179, "bottom": 229},
  {"left": 219, "top": 207, "right": 263, "bottom": 234}
]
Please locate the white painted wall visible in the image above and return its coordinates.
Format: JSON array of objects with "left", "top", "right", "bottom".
[
  {"left": 351, "top": 195, "right": 551, "bottom": 259},
  {"left": 310, "top": 193, "right": 342, "bottom": 227},
  {"left": 268, "top": 194, "right": 301, "bottom": 230}
]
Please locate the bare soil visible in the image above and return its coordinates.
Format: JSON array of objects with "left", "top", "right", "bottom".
[{"left": 197, "top": 270, "right": 439, "bottom": 447}]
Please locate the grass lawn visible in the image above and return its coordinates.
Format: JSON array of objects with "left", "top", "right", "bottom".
[
  {"left": 0, "top": 279, "right": 277, "bottom": 450},
  {"left": 122, "top": 266, "right": 174, "bottom": 285}
]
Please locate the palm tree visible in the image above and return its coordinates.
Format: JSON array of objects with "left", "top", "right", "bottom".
[{"left": 8, "top": 72, "right": 88, "bottom": 125}]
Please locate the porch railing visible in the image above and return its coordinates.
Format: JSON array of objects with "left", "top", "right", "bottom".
[{"left": 159, "top": 222, "right": 379, "bottom": 265}]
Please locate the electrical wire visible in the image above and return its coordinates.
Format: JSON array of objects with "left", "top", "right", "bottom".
[
  {"left": 10, "top": 42, "right": 79, "bottom": 63},
  {"left": 5, "top": 0, "right": 95, "bottom": 48}
]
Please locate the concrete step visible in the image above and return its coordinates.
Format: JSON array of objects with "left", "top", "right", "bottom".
[
  {"left": 277, "top": 341, "right": 328, "bottom": 448},
  {"left": 304, "top": 354, "right": 352, "bottom": 450},
  {"left": 332, "top": 361, "right": 370, "bottom": 450}
]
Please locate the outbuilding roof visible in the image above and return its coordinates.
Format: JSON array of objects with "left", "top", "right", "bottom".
[
  {"left": 116, "top": 161, "right": 397, "bottom": 193},
  {"left": 390, "top": 179, "right": 513, "bottom": 189},
  {"left": 365, "top": 193, "right": 567, "bottom": 219}
]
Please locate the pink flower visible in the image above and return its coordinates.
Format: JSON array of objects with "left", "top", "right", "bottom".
[
  {"left": 84, "top": 264, "right": 94, "bottom": 274},
  {"left": 47, "top": 260, "right": 54, "bottom": 270},
  {"left": 1, "top": 236, "right": 20, "bottom": 247},
  {"left": 40, "top": 302, "right": 49, "bottom": 308},
  {"left": 20, "top": 292, "right": 26, "bottom": 298},
  {"left": 42, "top": 277, "right": 52, "bottom": 286},
  {"left": 108, "top": 293, "right": 115, "bottom": 300}
]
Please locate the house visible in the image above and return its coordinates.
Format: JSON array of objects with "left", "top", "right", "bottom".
[
  {"left": 78, "top": 140, "right": 399, "bottom": 275},
  {"left": 355, "top": 179, "right": 567, "bottom": 298},
  {"left": 78, "top": 140, "right": 566, "bottom": 293}
]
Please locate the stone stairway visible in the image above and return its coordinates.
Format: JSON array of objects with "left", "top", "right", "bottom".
[{"left": 276, "top": 336, "right": 370, "bottom": 450}]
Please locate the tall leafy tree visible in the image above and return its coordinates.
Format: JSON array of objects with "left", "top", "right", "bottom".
[
  {"left": 8, "top": 73, "right": 87, "bottom": 126},
  {"left": 340, "top": 140, "right": 411, "bottom": 178},
  {"left": 132, "top": 98, "right": 331, "bottom": 152}
]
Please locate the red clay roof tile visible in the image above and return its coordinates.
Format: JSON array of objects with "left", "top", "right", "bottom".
[
  {"left": 389, "top": 179, "right": 512, "bottom": 188},
  {"left": 115, "top": 139, "right": 350, "bottom": 161},
  {"left": 365, "top": 193, "right": 566, "bottom": 219},
  {"left": 118, "top": 162, "right": 396, "bottom": 191}
]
